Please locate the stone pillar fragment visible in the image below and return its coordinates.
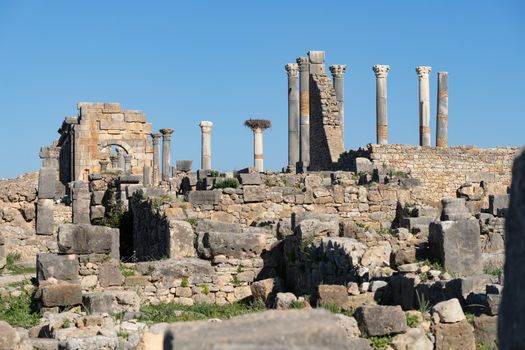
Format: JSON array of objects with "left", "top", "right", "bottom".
[
  {"left": 36, "top": 199, "right": 54, "bottom": 235},
  {"left": 329, "top": 64, "right": 347, "bottom": 146},
  {"left": 117, "top": 150, "right": 125, "bottom": 169},
  {"left": 308, "top": 51, "right": 325, "bottom": 74},
  {"left": 373, "top": 65, "right": 390, "bottom": 144},
  {"left": 99, "top": 160, "right": 109, "bottom": 173},
  {"left": 143, "top": 165, "right": 151, "bottom": 186},
  {"left": 297, "top": 57, "right": 310, "bottom": 169},
  {"left": 416, "top": 66, "right": 432, "bottom": 146},
  {"left": 285, "top": 63, "right": 300, "bottom": 169},
  {"left": 253, "top": 128, "right": 264, "bottom": 172},
  {"left": 160, "top": 128, "right": 174, "bottom": 181},
  {"left": 71, "top": 181, "right": 90, "bottom": 225},
  {"left": 124, "top": 154, "right": 131, "bottom": 175},
  {"left": 150, "top": 133, "right": 162, "bottom": 185},
  {"left": 436, "top": 72, "right": 448, "bottom": 147},
  {"left": 110, "top": 155, "right": 118, "bottom": 169},
  {"left": 199, "top": 121, "right": 213, "bottom": 171}
]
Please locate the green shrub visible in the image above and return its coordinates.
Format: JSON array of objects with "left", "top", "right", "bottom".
[
  {"left": 214, "top": 178, "right": 239, "bottom": 189},
  {"left": 181, "top": 277, "right": 189, "bottom": 288},
  {"left": 200, "top": 285, "right": 209, "bottom": 295},
  {"left": 369, "top": 335, "right": 392, "bottom": 350},
  {"left": 3, "top": 253, "right": 36, "bottom": 275},
  {"left": 415, "top": 290, "right": 431, "bottom": 313},
  {"left": 290, "top": 300, "right": 304, "bottom": 309},
  {"left": 406, "top": 314, "right": 419, "bottom": 328},
  {"left": 185, "top": 217, "right": 198, "bottom": 227},
  {"left": 0, "top": 289, "right": 40, "bottom": 328},
  {"left": 231, "top": 275, "right": 241, "bottom": 287}
]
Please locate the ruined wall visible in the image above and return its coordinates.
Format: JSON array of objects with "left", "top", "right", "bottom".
[
  {"left": 309, "top": 73, "right": 344, "bottom": 171},
  {"left": 339, "top": 144, "right": 518, "bottom": 203}
]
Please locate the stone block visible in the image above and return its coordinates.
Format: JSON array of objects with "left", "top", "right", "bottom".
[
  {"left": 124, "top": 110, "right": 146, "bottom": 123},
  {"left": 40, "top": 283, "right": 82, "bottom": 307},
  {"left": 318, "top": 284, "right": 350, "bottom": 310},
  {"left": 238, "top": 173, "right": 262, "bottom": 185},
  {"left": 176, "top": 160, "right": 193, "bottom": 172},
  {"left": 243, "top": 185, "right": 266, "bottom": 203},
  {"left": 38, "top": 167, "right": 57, "bottom": 199},
  {"left": 82, "top": 292, "right": 113, "bottom": 314},
  {"left": 21, "top": 206, "right": 35, "bottom": 222},
  {"left": 355, "top": 157, "right": 373, "bottom": 173},
  {"left": 90, "top": 206, "right": 105, "bottom": 221},
  {"left": 473, "top": 315, "right": 497, "bottom": 349},
  {"left": 0, "top": 321, "right": 20, "bottom": 350},
  {"left": 250, "top": 278, "right": 282, "bottom": 306},
  {"left": 58, "top": 224, "right": 119, "bottom": 260},
  {"left": 432, "top": 298, "right": 465, "bottom": 323},
  {"left": 275, "top": 292, "right": 297, "bottom": 309},
  {"left": 354, "top": 305, "right": 407, "bottom": 336},
  {"left": 168, "top": 219, "right": 196, "bottom": 258},
  {"left": 98, "top": 264, "right": 124, "bottom": 287},
  {"left": 36, "top": 199, "right": 54, "bottom": 235},
  {"left": 441, "top": 198, "right": 472, "bottom": 221},
  {"left": 197, "top": 231, "right": 266, "bottom": 259},
  {"left": 434, "top": 320, "right": 475, "bottom": 350},
  {"left": 118, "top": 175, "right": 141, "bottom": 184},
  {"left": 125, "top": 184, "right": 142, "bottom": 198},
  {"left": 429, "top": 219, "right": 482, "bottom": 276},
  {"left": 72, "top": 181, "right": 90, "bottom": 225},
  {"left": 187, "top": 190, "right": 221, "bottom": 205},
  {"left": 465, "top": 172, "right": 495, "bottom": 183},
  {"left": 292, "top": 212, "right": 339, "bottom": 230},
  {"left": 0, "top": 240, "right": 5, "bottom": 269},
  {"left": 91, "top": 191, "right": 105, "bottom": 206},
  {"left": 488, "top": 194, "right": 509, "bottom": 216},
  {"left": 65, "top": 335, "right": 118, "bottom": 350},
  {"left": 391, "top": 328, "right": 433, "bottom": 350},
  {"left": 37, "top": 253, "right": 79, "bottom": 282},
  {"left": 99, "top": 120, "right": 127, "bottom": 130},
  {"left": 296, "top": 219, "right": 339, "bottom": 240},
  {"left": 485, "top": 293, "right": 500, "bottom": 315}
]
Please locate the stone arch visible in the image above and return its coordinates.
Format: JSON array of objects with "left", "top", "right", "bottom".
[{"left": 99, "top": 140, "right": 132, "bottom": 154}]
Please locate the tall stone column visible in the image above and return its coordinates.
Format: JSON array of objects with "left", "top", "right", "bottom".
[
  {"left": 124, "top": 154, "right": 131, "bottom": 175},
  {"left": 253, "top": 128, "right": 264, "bottom": 172},
  {"left": 297, "top": 57, "right": 310, "bottom": 169},
  {"left": 329, "top": 64, "right": 347, "bottom": 145},
  {"left": 416, "top": 66, "right": 432, "bottom": 146},
  {"left": 436, "top": 72, "right": 448, "bottom": 147},
  {"left": 373, "top": 65, "right": 390, "bottom": 144},
  {"left": 150, "top": 133, "right": 162, "bottom": 185},
  {"left": 285, "top": 63, "right": 300, "bottom": 169},
  {"left": 199, "top": 121, "right": 213, "bottom": 170},
  {"left": 160, "top": 128, "right": 174, "bottom": 181},
  {"left": 117, "top": 150, "right": 125, "bottom": 169}
]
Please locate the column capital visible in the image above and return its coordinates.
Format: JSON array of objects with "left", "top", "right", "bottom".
[
  {"left": 296, "top": 57, "right": 309, "bottom": 71},
  {"left": 159, "top": 128, "right": 174, "bottom": 140},
  {"left": 150, "top": 132, "right": 162, "bottom": 143},
  {"left": 329, "top": 64, "right": 347, "bottom": 78},
  {"left": 285, "top": 63, "right": 299, "bottom": 77},
  {"left": 416, "top": 66, "right": 432, "bottom": 78},
  {"left": 199, "top": 121, "right": 213, "bottom": 132},
  {"left": 373, "top": 65, "right": 390, "bottom": 78}
]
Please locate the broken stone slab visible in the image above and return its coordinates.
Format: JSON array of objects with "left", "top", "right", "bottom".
[
  {"left": 138, "top": 258, "right": 214, "bottom": 288},
  {"left": 197, "top": 231, "right": 267, "bottom": 259},
  {"left": 37, "top": 253, "right": 79, "bottom": 282},
  {"left": 354, "top": 157, "right": 373, "bottom": 173},
  {"left": 429, "top": 219, "right": 482, "bottom": 277},
  {"left": 354, "top": 305, "right": 407, "bottom": 336},
  {"left": 473, "top": 315, "right": 497, "bottom": 349},
  {"left": 195, "top": 220, "right": 243, "bottom": 234},
  {"left": 243, "top": 186, "right": 266, "bottom": 203},
  {"left": 237, "top": 173, "right": 262, "bottom": 185},
  {"left": 176, "top": 160, "right": 193, "bottom": 172},
  {"left": 441, "top": 198, "right": 472, "bottom": 221},
  {"left": 316, "top": 237, "right": 366, "bottom": 269},
  {"left": 432, "top": 298, "right": 466, "bottom": 323},
  {"left": 40, "top": 283, "right": 82, "bottom": 307},
  {"left": 38, "top": 167, "right": 57, "bottom": 199},
  {"left": 296, "top": 219, "right": 339, "bottom": 240},
  {"left": 391, "top": 328, "right": 433, "bottom": 350},
  {"left": 250, "top": 278, "right": 283, "bottom": 306},
  {"left": 57, "top": 224, "right": 119, "bottom": 260},
  {"left": 187, "top": 190, "right": 221, "bottom": 205},
  {"left": 488, "top": 194, "right": 509, "bottom": 217},
  {"left": 291, "top": 212, "right": 339, "bottom": 230},
  {"left": 65, "top": 335, "right": 119, "bottom": 350},
  {"left": 159, "top": 309, "right": 353, "bottom": 349},
  {"left": 83, "top": 290, "right": 140, "bottom": 314},
  {"left": 118, "top": 175, "right": 141, "bottom": 184},
  {"left": 98, "top": 264, "right": 124, "bottom": 287},
  {"left": 434, "top": 319, "right": 475, "bottom": 350},
  {"left": 317, "top": 284, "right": 350, "bottom": 310},
  {"left": 36, "top": 199, "right": 55, "bottom": 235},
  {"left": 168, "top": 219, "right": 196, "bottom": 258},
  {"left": 400, "top": 216, "right": 435, "bottom": 230}
]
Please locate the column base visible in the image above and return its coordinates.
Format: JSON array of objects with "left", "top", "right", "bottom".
[{"left": 296, "top": 161, "right": 309, "bottom": 174}]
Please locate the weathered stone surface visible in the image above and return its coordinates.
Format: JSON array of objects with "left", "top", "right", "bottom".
[
  {"left": 98, "top": 264, "right": 124, "bottom": 287},
  {"left": 243, "top": 186, "right": 266, "bottom": 203},
  {"left": 251, "top": 278, "right": 282, "bottom": 305},
  {"left": 473, "top": 315, "right": 497, "bottom": 349},
  {"left": 432, "top": 298, "right": 465, "bottom": 323},
  {"left": 36, "top": 198, "right": 54, "bottom": 235},
  {"left": 37, "top": 253, "right": 79, "bottom": 282},
  {"left": 238, "top": 173, "right": 262, "bottom": 185},
  {"left": 0, "top": 240, "right": 5, "bottom": 269},
  {"left": 318, "top": 284, "right": 349, "bottom": 310},
  {"left": 296, "top": 219, "right": 339, "bottom": 240},
  {"left": 160, "top": 309, "right": 353, "bottom": 349},
  {"left": 391, "top": 328, "right": 433, "bottom": 350},
  {"left": 441, "top": 198, "right": 472, "bottom": 221},
  {"left": 355, "top": 157, "right": 373, "bottom": 173},
  {"left": 71, "top": 181, "right": 90, "bottom": 225},
  {"left": 41, "top": 283, "right": 82, "bottom": 307},
  {"left": 429, "top": 219, "right": 482, "bottom": 276},
  {"left": 347, "top": 338, "right": 373, "bottom": 350},
  {"left": 90, "top": 205, "right": 105, "bottom": 221},
  {"left": 485, "top": 293, "right": 500, "bottom": 315},
  {"left": 275, "top": 292, "right": 297, "bottom": 309},
  {"left": 434, "top": 319, "right": 475, "bottom": 350},
  {"left": 168, "top": 219, "right": 196, "bottom": 258},
  {"left": 65, "top": 335, "right": 119, "bottom": 350},
  {"left": 38, "top": 167, "right": 57, "bottom": 199},
  {"left": 489, "top": 194, "right": 509, "bottom": 216},
  {"left": 139, "top": 258, "right": 214, "bottom": 288},
  {"left": 83, "top": 290, "right": 140, "bottom": 314},
  {"left": 355, "top": 305, "right": 407, "bottom": 336},
  {"left": 187, "top": 190, "right": 221, "bottom": 205},
  {"left": 58, "top": 224, "right": 119, "bottom": 259},
  {"left": 0, "top": 320, "right": 20, "bottom": 349},
  {"left": 197, "top": 231, "right": 266, "bottom": 259},
  {"left": 91, "top": 191, "right": 105, "bottom": 205},
  {"left": 176, "top": 160, "right": 193, "bottom": 172}
]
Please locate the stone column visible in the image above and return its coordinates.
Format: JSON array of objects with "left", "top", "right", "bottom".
[
  {"left": 110, "top": 155, "right": 118, "bottom": 169},
  {"left": 373, "top": 65, "right": 390, "bottom": 144},
  {"left": 285, "top": 63, "right": 300, "bottom": 169},
  {"left": 297, "top": 56, "right": 310, "bottom": 169},
  {"left": 143, "top": 165, "right": 151, "bottom": 186},
  {"left": 199, "top": 121, "right": 213, "bottom": 170},
  {"left": 436, "top": 72, "right": 448, "bottom": 147},
  {"left": 253, "top": 128, "right": 264, "bottom": 172},
  {"left": 150, "top": 132, "right": 162, "bottom": 185},
  {"left": 124, "top": 154, "right": 131, "bottom": 175},
  {"left": 416, "top": 66, "right": 432, "bottom": 146},
  {"left": 99, "top": 160, "right": 109, "bottom": 173},
  {"left": 329, "top": 64, "right": 347, "bottom": 145},
  {"left": 160, "top": 128, "right": 174, "bottom": 181},
  {"left": 117, "top": 150, "right": 125, "bottom": 169}
]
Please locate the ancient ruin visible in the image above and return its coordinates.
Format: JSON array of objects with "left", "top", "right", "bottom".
[{"left": 0, "top": 49, "right": 521, "bottom": 350}]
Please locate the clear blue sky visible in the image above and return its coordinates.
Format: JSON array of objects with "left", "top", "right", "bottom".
[{"left": 0, "top": 0, "right": 524, "bottom": 178}]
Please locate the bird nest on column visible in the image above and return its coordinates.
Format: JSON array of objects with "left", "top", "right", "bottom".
[{"left": 244, "top": 119, "right": 272, "bottom": 130}]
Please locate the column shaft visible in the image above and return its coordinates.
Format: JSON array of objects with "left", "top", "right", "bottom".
[
  {"left": 285, "top": 64, "right": 300, "bottom": 168},
  {"left": 151, "top": 133, "right": 161, "bottom": 184},
  {"left": 297, "top": 57, "right": 310, "bottom": 168},
  {"left": 436, "top": 72, "right": 448, "bottom": 147},
  {"left": 373, "top": 65, "right": 390, "bottom": 144},
  {"left": 160, "top": 128, "right": 174, "bottom": 181},
  {"left": 330, "top": 65, "right": 347, "bottom": 146},
  {"left": 199, "top": 121, "right": 213, "bottom": 170},
  {"left": 416, "top": 66, "right": 432, "bottom": 146},
  {"left": 254, "top": 128, "right": 264, "bottom": 172}
]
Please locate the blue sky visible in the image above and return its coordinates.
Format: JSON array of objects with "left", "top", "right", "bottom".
[{"left": 0, "top": 0, "right": 523, "bottom": 178}]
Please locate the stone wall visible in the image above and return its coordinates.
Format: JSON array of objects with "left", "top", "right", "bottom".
[{"left": 339, "top": 144, "right": 518, "bottom": 203}]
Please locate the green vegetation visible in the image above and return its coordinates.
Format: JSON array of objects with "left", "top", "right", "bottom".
[
  {"left": 465, "top": 312, "right": 476, "bottom": 325},
  {"left": 117, "top": 330, "right": 129, "bottom": 340},
  {"left": 300, "top": 236, "right": 315, "bottom": 254},
  {"left": 415, "top": 290, "right": 431, "bottom": 314},
  {"left": 477, "top": 342, "right": 496, "bottom": 350},
  {"left": 62, "top": 319, "right": 71, "bottom": 328},
  {"left": 93, "top": 193, "right": 127, "bottom": 229},
  {"left": 231, "top": 275, "right": 241, "bottom": 287},
  {"left": 180, "top": 277, "right": 189, "bottom": 288},
  {"left": 139, "top": 301, "right": 266, "bottom": 324},
  {"left": 209, "top": 170, "right": 221, "bottom": 177},
  {"left": 377, "top": 228, "right": 394, "bottom": 236},
  {"left": 264, "top": 177, "right": 278, "bottom": 187},
  {"left": 369, "top": 335, "right": 392, "bottom": 350},
  {"left": 320, "top": 303, "right": 354, "bottom": 317},
  {"left": 0, "top": 287, "right": 40, "bottom": 328},
  {"left": 2, "top": 253, "right": 36, "bottom": 275},
  {"left": 290, "top": 300, "right": 305, "bottom": 309},
  {"left": 484, "top": 266, "right": 502, "bottom": 277},
  {"left": 236, "top": 265, "right": 244, "bottom": 273},
  {"left": 200, "top": 285, "right": 209, "bottom": 295},
  {"left": 388, "top": 170, "right": 409, "bottom": 178},
  {"left": 119, "top": 262, "right": 135, "bottom": 278},
  {"left": 185, "top": 217, "right": 198, "bottom": 227},
  {"left": 214, "top": 178, "right": 239, "bottom": 189},
  {"left": 151, "top": 193, "right": 174, "bottom": 210},
  {"left": 406, "top": 314, "right": 419, "bottom": 328}
]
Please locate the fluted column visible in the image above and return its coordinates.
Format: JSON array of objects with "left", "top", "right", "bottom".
[
  {"left": 373, "top": 65, "right": 390, "bottom": 144},
  {"left": 253, "top": 128, "right": 264, "bottom": 172},
  {"left": 150, "top": 133, "right": 162, "bottom": 184},
  {"left": 199, "top": 121, "right": 213, "bottom": 170},
  {"left": 330, "top": 64, "right": 347, "bottom": 145},
  {"left": 285, "top": 63, "right": 300, "bottom": 169},
  {"left": 159, "top": 128, "right": 174, "bottom": 181},
  {"left": 436, "top": 72, "right": 448, "bottom": 147},
  {"left": 297, "top": 57, "right": 310, "bottom": 169},
  {"left": 416, "top": 66, "right": 432, "bottom": 146}
]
